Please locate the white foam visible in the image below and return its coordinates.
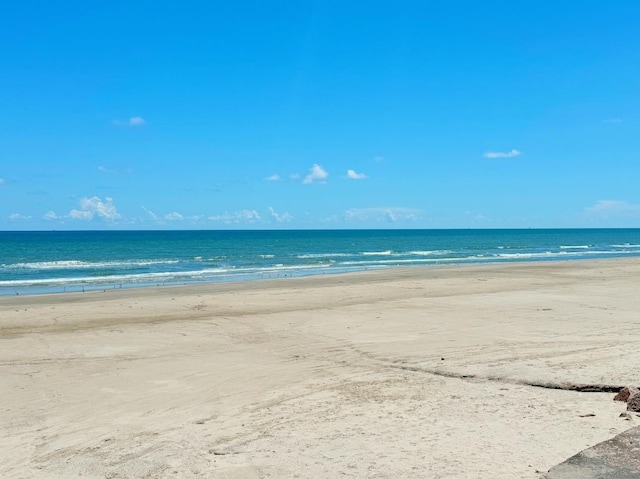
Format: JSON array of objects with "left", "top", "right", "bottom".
[
  {"left": 0, "top": 268, "right": 230, "bottom": 287},
  {"left": 408, "top": 250, "right": 453, "bottom": 256},
  {"left": 4, "top": 243, "right": 640, "bottom": 293},
  {"left": 337, "top": 249, "right": 638, "bottom": 267},
  {"left": 297, "top": 253, "right": 351, "bottom": 259},
  {"left": 3, "top": 259, "right": 180, "bottom": 270}
]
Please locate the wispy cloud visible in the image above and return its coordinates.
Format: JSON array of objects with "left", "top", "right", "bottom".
[
  {"left": 585, "top": 200, "right": 640, "bottom": 218},
  {"left": 164, "top": 211, "right": 184, "bottom": 221},
  {"left": 98, "top": 165, "right": 133, "bottom": 175},
  {"left": 129, "top": 116, "right": 146, "bottom": 126},
  {"left": 43, "top": 211, "right": 59, "bottom": 220},
  {"left": 9, "top": 213, "right": 31, "bottom": 221},
  {"left": 483, "top": 149, "right": 521, "bottom": 158},
  {"left": 464, "top": 211, "right": 491, "bottom": 222},
  {"left": 113, "top": 116, "right": 146, "bottom": 127},
  {"left": 268, "top": 207, "right": 293, "bottom": 223},
  {"left": 303, "top": 164, "right": 328, "bottom": 184},
  {"left": 343, "top": 207, "right": 421, "bottom": 223},
  {"left": 346, "top": 169, "right": 367, "bottom": 180},
  {"left": 140, "top": 205, "right": 158, "bottom": 220},
  {"left": 69, "top": 196, "right": 120, "bottom": 221},
  {"left": 603, "top": 118, "right": 623, "bottom": 124},
  {"left": 373, "top": 156, "right": 384, "bottom": 163},
  {"left": 209, "top": 209, "right": 261, "bottom": 224},
  {"left": 0, "top": 178, "right": 6, "bottom": 185},
  {"left": 265, "top": 174, "right": 281, "bottom": 181}
]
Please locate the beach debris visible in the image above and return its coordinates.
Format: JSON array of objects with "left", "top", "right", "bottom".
[
  {"left": 612, "top": 386, "right": 640, "bottom": 413},
  {"left": 208, "top": 449, "right": 240, "bottom": 456},
  {"left": 613, "top": 385, "right": 639, "bottom": 402},
  {"left": 627, "top": 392, "right": 640, "bottom": 413},
  {"left": 619, "top": 412, "right": 633, "bottom": 421},
  {"left": 579, "top": 413, "right": 596, "bottom": 417}
]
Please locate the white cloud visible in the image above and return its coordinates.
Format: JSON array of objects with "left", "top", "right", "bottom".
[
  {"left": 265, "top": 174, "right": 281, "bottom": 181},
  {"left": 268, "top": 207, "right": 293, "bottom": 223},
  {"left": 9, "top": 213, "right": 31, "bottom": 221},
  {"left": 164, "top": 211, "right": 184, "bottom": 221},
  {"left": 346, "top": 169, "right": 367, "bottom": 180},
  {"left": 69, "top": 209, "right": 93, "bottom": 220},
  {"left": 290, "top": 173, "right": 300, "bottom": 180},
  {"left": 69, "top": 196, "right": 120, "bottom": 221},
  {"left": 209, "top": 209, "right": 261, "bottom": 224},
  {"left": 303, "top": 164, "right": 328, "bottom": 184},
  {"left": 141, "top": 205, "right": 158, "bottom": 220},
  {"left": 465, "top": 211, "right": 491, "bottom": 222},
  {"left": 585, "top": 200, "right": 640, "bottom": 218},
  {"left": 343, "top": 207, "right": 421, "bottom": 222},
  {"left": 99, "top": 165, "right": 133, "bottom": 175},
  {"left": 43, "top": 210, "right": 59, "bottom": 220},
  {"left": 483, "top": 149, "right": 521, "bottom": 158},
  {"left": 373, "top": 156, "right": 384, "bottom": 163},
  {"left": 113, "top": 116, "right": 146, "bottom": 127}
]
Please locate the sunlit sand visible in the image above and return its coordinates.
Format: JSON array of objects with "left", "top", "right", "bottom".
[{"left": 2, "top": 258, "right": 639, "bottom": 478}]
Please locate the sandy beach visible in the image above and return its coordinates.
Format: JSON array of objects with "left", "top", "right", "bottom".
[{"left": 2, "top": 258, "right": 640, "bottom": 478}]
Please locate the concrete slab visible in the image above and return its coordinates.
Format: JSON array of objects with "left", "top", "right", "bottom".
[{"left": 545, "top": 426, "right": 640, "bottom": 478}]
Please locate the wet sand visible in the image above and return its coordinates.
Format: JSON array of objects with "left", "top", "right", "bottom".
[{"left": 2, "top": 259, "right": 640, "bottom": 478}]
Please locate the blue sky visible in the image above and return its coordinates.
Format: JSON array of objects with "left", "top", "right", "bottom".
[{"left": 1, "top": 1, "right": 638, "bottom": 230}]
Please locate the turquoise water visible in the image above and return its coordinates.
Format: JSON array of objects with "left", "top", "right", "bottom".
[{"left": 1, "top": 229, "right": 640, "bottom": 295}]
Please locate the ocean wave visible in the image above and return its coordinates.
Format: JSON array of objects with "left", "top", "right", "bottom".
[
  {"left": 3, "top": 235, "right": 640, "bottom": 294},
  {"left": 0, "top": 263, "right": 335, "bottom": 288},
  {"left": 337, "top": 249, "right": 639, "bottom": 267},
  {"left": 255, "top": 263, "right": 332, "bottom": 272},
  {"left": 297, "top": 253, "right": 352, "bottom": 259},
  {"left": 0, "top": 268, "right": 233, "bottom": 287},
  {"left": 1, "top": 259, "right": 181, "bottom": 270},
  {"left": 496, "top": 252, "right": 554, "bottom": 258},
  {"left": 408, "top": 250, "right": 453, "bottom": 256},
  {"left": 339, "top": 256, "right": 486, "bottom": 266},
  {"left": 496, "top": 250, "right": 632, "bottom": 259}
]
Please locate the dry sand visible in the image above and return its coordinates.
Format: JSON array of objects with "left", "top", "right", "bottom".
[{"left": 2, "top": 259, "right": 640, "bottom": 478}]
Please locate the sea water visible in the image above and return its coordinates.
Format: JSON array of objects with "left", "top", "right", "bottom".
[{"left": 1, "top": 229, "right": 640, "bottom": 295}]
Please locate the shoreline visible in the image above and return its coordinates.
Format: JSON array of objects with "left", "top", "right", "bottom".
[
  {"left": 3, "top": 254, "right": 640, "bottom": 300},
  {"left": 2, "top": 257, "right": 640, "bottom": 477},
  {"left": 4, "top": 226, "right": 640, "bottom": 297}
]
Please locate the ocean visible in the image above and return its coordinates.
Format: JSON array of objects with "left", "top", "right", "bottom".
[{"left": 1, "top": 229, "right": 640, "bottom": 296}]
